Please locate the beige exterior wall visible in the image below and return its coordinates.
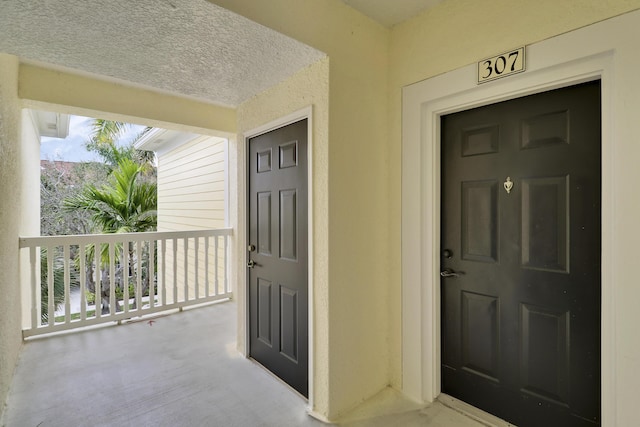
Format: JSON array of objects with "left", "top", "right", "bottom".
[
  {"left": 216, "top": 0, "right": 640, "bottom": 420},
  {"left": 19, "top": 110, "right": 42, "bottom": 328},
  {"left": 218, "top": 0, "right": 391, "bottom": 418},
  {"left": 402, "top": 20, "right": 640, "bottom": 427},
  {"left": 0, "top": 53, "right": 23, "bottom": 419},
  {"left": 18, "top": 63, "right": 236, "bottom": 137},
  {"left": 157, "top": 135, "right": 228, "bottom": 301},
  {"left": 235, "top": 58, "right": 330, "bottom": 415}
]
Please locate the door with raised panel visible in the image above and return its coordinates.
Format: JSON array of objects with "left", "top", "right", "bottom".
[
  {"left": 248, "top": 119, "right": 308, "bottom": 397},
  {"left": 441, "top": 81, "right": 601, "bottom": 426}
]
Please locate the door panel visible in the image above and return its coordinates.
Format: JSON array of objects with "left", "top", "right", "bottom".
[
  {"left": 441, "top": 81, "right": 601, "bottom": 426},
  {"left": 520, "top": 303, "right": 570, "bottom": 404},
  {"left": 521, "top": 176, "right": 568, "bottom": 272},
  {"left": 461, "top": 180, "right": 498, "bottom": 262},
  {"left": 249, "top": 119, "right": 308, "bottom": 397},
  {"left": 460, "top": 291, "right": 500, "bottom": 381}
]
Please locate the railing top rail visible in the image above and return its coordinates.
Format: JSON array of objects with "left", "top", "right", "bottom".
[{"left": 19, "top": 227, "right": 233, "bottom": 248}]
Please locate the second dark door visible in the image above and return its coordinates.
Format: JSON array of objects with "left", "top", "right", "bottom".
[
  {"left": 441, "top": 81, "right": 601, "bottom": 426},
  {"left": 248, "top": 119, "right": 308, "bottom": 397}
]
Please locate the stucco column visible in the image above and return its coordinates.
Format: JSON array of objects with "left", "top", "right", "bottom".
[{"left": 0, "top": 53, "right": 23, "bottom": 418}]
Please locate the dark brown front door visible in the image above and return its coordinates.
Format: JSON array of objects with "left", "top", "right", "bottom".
[
  {"left": 248, "top": 119, "right": 308, "bottom": 397},
  {"left": 441, "top": 81, "right": 601, "bottom": 426}
]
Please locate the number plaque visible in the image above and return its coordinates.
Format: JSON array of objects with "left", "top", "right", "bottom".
[{"left": 478, "top": 47, "right": 525, "bottom": 84}]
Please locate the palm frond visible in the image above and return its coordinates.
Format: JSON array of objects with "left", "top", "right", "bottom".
[
  {"left": 90, "top": 119, "right": 129, "bottom": 145},
  {"left": 62, "top": 157, "right": 157, "bottom": 235}
]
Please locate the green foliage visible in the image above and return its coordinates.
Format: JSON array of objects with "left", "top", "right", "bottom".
[
  {"left": 40, "top": 248, "right": 78, "bottom": 323},
  {"left": 85, "top": 290, "right": 96, "bottom": 305},
  {"left": 86, "top": 119, "right": 154, "bottom": 172},
  {"left": 63, "top": 158, "right": 157, "bottom": 234},
  {"left": 115, "top": 283, "right": 151, "bottom": 300},
  {"left": 40, "top": 161, "right": 111, "bottom": 236},
  {"left": 63, "top": 157, "right": 157, "bottom": 313},
  {"left": 49, "top": 118, "right": 158, "bottom": 314}
]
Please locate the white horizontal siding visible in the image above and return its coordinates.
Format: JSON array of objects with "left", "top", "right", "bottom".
[
  {"left": 157, "top": 135, "right": 228, "bottom": 301},
  {"left": 158, "top": 171, "right": 225, "bottom": 191},
  {"left": 158, "top": 135, "right": 227, "bottom": 232},
  {"left": 160, "top": 151, "right": 225, "bottom": 176}
]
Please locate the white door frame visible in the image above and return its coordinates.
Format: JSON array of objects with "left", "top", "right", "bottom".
[
  {"left": 241, "top": 106, "right": 315, "bottom": 406},
  {"left": 402, "top": 10, "right": 640, "bottom": 426}
]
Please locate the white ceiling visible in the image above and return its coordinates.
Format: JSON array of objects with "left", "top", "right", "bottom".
[
  {"left": 342, "top": 0, "right": 443, "bottom": 27},
  {"left": 0, "top": 0, "right": 439, "bottom": 110}
]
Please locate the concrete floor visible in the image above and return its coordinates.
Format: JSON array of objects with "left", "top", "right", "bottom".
[{"left": 2, "top": 301, "right": 488, "bottom": 427}]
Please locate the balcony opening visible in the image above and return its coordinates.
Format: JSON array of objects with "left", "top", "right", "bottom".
[{"left": 22, "top": 110, "right": 231, "bottom": 337}]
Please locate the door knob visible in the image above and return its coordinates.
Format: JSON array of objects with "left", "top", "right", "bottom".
[
  {"left": 247, "top": 259, "right": 257, "bottom": 268},
  {"left": 440, "top": 268, "right": 463, "bottom": 278}
]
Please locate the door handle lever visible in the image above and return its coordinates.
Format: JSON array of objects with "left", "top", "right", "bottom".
[
  {"left": 247, "top": 259, "right": 258, "bottom": 268},
  {"left": 440, "top": 268, "right": 463, "bottom": 278}
]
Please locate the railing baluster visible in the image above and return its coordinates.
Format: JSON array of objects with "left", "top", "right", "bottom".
[
  {"left": 95, "top": 242, "right": 101, "bottom": 320},
  {"left": 194, "top": 237, "right": 199, "bottom": 300},
  {"left": 47, "top": 246, "right": 54, "bottom": 326},
  {"left": 136, "top": 239, "right": 142, "bottom": 311},
  {"left": 172, "top": 238, "right": 178, "bottom": 304},
  {"left": 122, "top": 239, "right": 128, "bottom": 315},
  {"left": 183, "top": 238, "right": 189, "bottom": 302},
  {"left": 224, "top": 235, "right": 229, "bottom": 293},
  {"left": 64, "top": 244, "right": 71, "bottom": 323},
  {"left": 214, "top": 236, "right": 219, "bottom": 296},
  {"left": 80, "top": 244, "right": 86, "bottom": 321},
  {"left": 29, "top": 246, "right": 38, "bottom": 329},
  {"left": 149, "top": 239, "right": 155, "bottom": 309},
  {"left": 204, "top": 236, "right": 210, "bottom": 298},
  {"left": 109, "top": 242, "right": 116, "bottom": 316},
  {"left": 161, "top": 238, "right": 167, "bottom": 307}
]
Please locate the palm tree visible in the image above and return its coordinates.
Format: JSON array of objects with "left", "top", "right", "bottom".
[
  {"left": 64, "top": 158, "right": 157, "bottom": 313},
  {"left": 86, "top": 119, "right": 155, "bottom": 172},
  {"left": 66, "top": 158, "right": 157, "bottom": 233}
]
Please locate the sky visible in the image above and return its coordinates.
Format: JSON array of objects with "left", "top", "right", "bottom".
[{"left": 40, "top": 115, "right": 146, "bottom": 163}]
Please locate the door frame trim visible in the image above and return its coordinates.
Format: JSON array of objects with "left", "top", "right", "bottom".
[
  {"left": 400, "top": 12, "right": 638, "bottom": 425},
  {"left": 242, "top": 106, "right": 314, "bottom": 405}
]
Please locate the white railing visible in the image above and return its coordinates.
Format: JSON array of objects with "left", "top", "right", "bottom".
[{"left": 19, "top": 228, "right": 232, "bottom": 337}]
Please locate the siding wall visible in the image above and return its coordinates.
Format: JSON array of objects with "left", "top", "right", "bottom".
[{"left": 157, "top": 135, "right": 228, "bottom": 302}]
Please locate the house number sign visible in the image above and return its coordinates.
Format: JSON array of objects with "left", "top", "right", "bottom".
[{"left": 477, "top": 47, "right": 525, "bottom": 84}]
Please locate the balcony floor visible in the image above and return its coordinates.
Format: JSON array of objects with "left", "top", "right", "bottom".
[{"left": 3, "top": 301, "right": 487, "bottom": 426}]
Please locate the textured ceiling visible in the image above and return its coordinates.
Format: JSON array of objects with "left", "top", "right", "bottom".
[
  {"left": 342, "top": 0, "right": 443, "bottom": 27},
  {"left": 0, "top": 0, "right": 325, "bottom": 107}
]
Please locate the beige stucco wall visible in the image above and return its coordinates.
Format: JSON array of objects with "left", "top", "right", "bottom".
[
  {"left": 387, "top": 0, "right": 640, "bottom": 394},
  {"left": 388, "top": 0, "right": 640, "bottom": 390},
  {"left": 224, "top": 0, "right": 640, "bottom": 420},
  {"left": 18, "top": 64, "right": 236, "bottom": 137},
  {"left": 235, "top": 57, "right": 331, "bottom": 416},
  {"left": 0, "top": 53, "right": 23, "bottom": 419},
  {"left": 218, "top": 0, "right": 390, "bottom": 419},
  {"left": 19, "top": 110, "right": 42, "bottom": 328}
]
